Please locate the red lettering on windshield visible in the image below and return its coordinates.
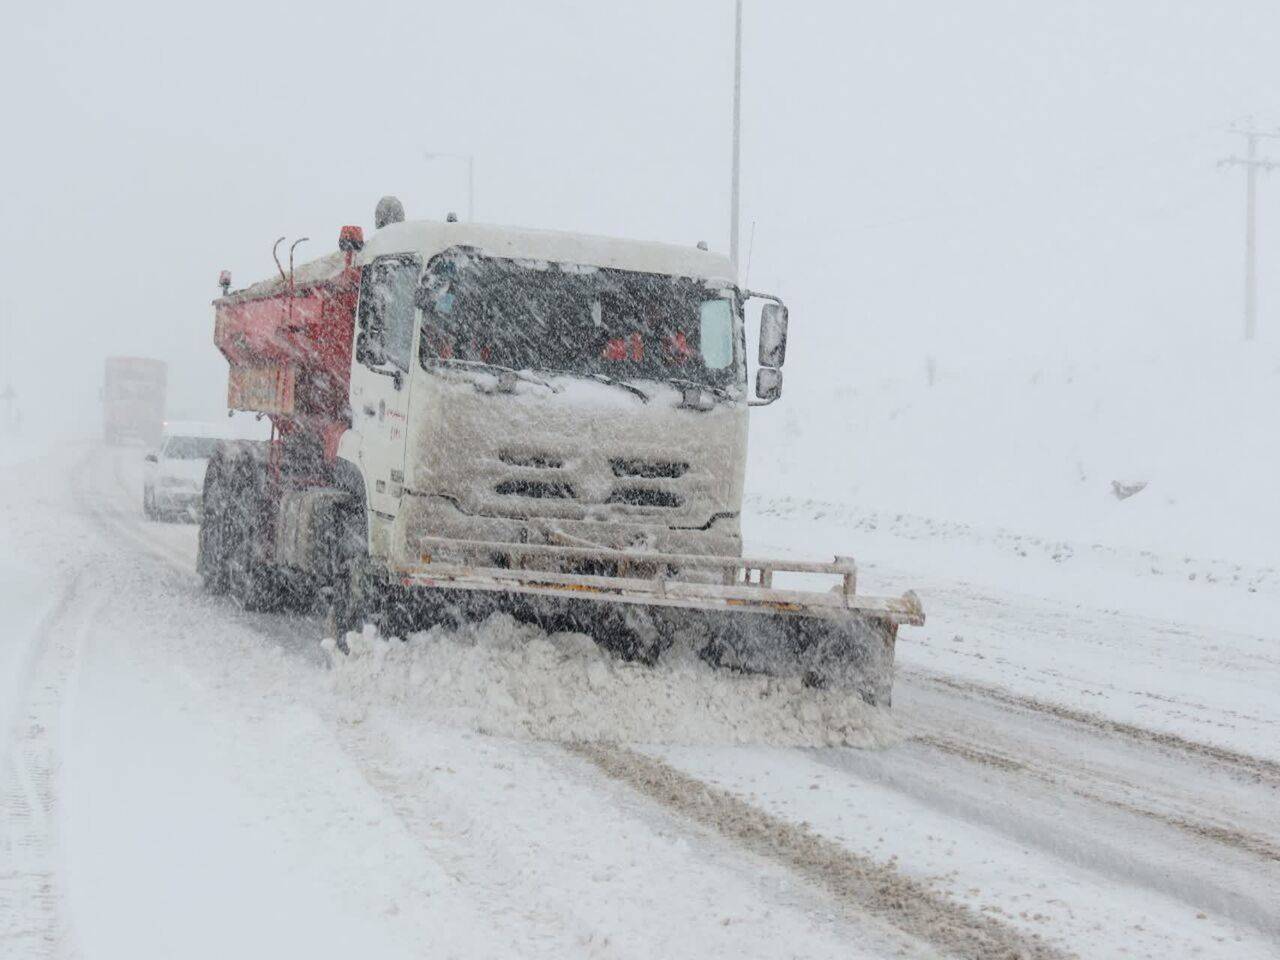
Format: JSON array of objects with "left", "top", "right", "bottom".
[
  {"left": 666, "top": 331, "right": 691, "bottom": 364},
  {"left": 603, "top": 334, "right": 644, "bottom": 362}
]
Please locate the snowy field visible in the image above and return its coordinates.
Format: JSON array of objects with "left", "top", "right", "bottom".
[{"left": 1, "top": 412, "right": 1276, "bottom": 958}]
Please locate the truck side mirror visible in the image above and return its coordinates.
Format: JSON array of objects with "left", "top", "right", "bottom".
[
  {"left": 759, "top": 302, "right": 788, "bottom": 368},
  {"left": 754, "top": 367, "right": 782, "bottom": 404}
]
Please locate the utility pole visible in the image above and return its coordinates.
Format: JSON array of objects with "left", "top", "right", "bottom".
[
  {"left": 729, "top": 0, "right": 742, "bottom": 276},
  {"left": 1220, "top": 124, "right": 1280, "bottom": 340}
]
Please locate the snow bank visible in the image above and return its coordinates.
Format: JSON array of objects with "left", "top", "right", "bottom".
[
  {"left": 756, "top": 338, "right": 1280, "bottom": 565},
  {"left": 323, "top": 614, "right": 899, "bottom": 748}
]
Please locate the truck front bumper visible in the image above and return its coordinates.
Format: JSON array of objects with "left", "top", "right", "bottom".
[{"left": 389, "top": 493, "right": 742, "bottom": 568}]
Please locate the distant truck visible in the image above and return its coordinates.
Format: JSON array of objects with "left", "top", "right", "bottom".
[{"left": 103, "top": 357, "right": 166, "bottom": 446}]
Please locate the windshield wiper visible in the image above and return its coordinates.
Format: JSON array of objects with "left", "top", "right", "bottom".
[
  {"left": 584, "top": 373, "right": 650, "bottom": 403},
  {"left": 532, "top": 368, "right": 650, "bottom": 403},
  {"left": 429, "top": 358, "right": 562, "bottom": 393},
  {"left": 663, "top": 377, "right": 733, "bottom": 403}
]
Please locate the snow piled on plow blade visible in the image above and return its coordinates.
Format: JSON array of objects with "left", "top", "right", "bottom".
[{"left": 322, "top": 614, "right": 900, "bottom": 748}]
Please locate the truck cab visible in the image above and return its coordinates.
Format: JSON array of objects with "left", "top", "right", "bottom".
[{"left": 340, "top": 221, "right": 778, "bottom": 571}]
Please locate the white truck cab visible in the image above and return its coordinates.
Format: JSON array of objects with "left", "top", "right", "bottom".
[{"left": 338, "top": 220, "right": 773, "bottom": 567}]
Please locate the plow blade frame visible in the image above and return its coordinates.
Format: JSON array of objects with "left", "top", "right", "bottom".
[
  {"left": 395, "top": 537, "right": 925, "bottom": 625},
  {"left": 387, "top": 537, "right": 925, "bottom": 705}
]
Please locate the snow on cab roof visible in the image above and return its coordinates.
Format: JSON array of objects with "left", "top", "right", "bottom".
[
  {"left": 223, "top": 250, "right": 348, "bottom": 302},
  {"left": 361, "top": 220, "right": 737, "bottom": 285}
]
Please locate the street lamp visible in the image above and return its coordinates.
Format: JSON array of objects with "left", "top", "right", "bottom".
[
  {"left": 424, "top": 151, "right": 475, "bottom": 222},
  {"left": 730, "top": 0, "right": 742, "bottom": 276}
]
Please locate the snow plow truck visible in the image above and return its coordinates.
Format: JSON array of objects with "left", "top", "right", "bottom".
[{"left": 197, "top": 200, "right": 923, "bottom": 705}]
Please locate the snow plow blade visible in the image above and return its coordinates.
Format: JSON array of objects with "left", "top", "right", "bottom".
[{"left": 389, "top": 537, "right": 925, "bottom": 707}]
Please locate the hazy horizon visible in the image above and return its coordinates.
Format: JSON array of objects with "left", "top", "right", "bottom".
[{"left": 2, "top": 0, "right": 1278, "bottom": 425}]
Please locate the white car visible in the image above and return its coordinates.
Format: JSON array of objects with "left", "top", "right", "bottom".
[
  {"left": 143, "top": 415, "right": 272, "bottom": 521},
  {"left": 144, "top": 431, "right": 221, "bottom": 521}
]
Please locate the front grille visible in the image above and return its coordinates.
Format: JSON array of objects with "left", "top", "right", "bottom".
[
  {"left": 610, "top": 458, "right": 688, "bottom": 479},
  {"left": 607, "top": 487, "right": 683, "bottom": 508},
  {"left": 499, "top": 451, "right": 565, "bottom": 469},
  {"left": 495, "top": 479, "right": 575, "bottom": 499}
]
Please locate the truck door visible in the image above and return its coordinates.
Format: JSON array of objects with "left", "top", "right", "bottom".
[{"left": 350, "top": 254, "right": 422, "bottom": 519}]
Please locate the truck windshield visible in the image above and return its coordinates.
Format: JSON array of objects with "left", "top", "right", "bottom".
[{"left": 417, "top": 251, "right": 741, "bottom": 391}]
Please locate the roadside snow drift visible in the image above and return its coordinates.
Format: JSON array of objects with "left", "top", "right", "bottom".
[{"left": 324, "top": 614, "right": 899, "bottom": 747}]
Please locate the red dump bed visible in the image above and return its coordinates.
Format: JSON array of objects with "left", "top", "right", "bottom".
[{"left": 213, "top": 241, "right": 362, "bottom": 461}]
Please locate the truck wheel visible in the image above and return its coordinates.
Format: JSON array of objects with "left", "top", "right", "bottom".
[
  {"left": 327, "top": 556, "right": 381, "bottom": 649},
  {"left": 197, "top": 460, "right": 231, "bottom": 594},
  {"left": 379, "top": 583, "right": 422, "bottom": 640},
  {"left": 325, "top": 497, "right": 380, "bottom": 647},
  {"left": 226, "top": 464, "right": 277, "bottom": 612}
]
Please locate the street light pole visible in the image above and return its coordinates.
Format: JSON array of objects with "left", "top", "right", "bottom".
[
  {"left": 425, "top": 151, "right": 476, "bottom": 221},
  {"left": 729, "top": 0, "right": 742, "bottom": 276}
]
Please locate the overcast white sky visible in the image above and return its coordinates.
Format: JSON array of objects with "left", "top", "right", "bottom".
[{"left": 1, "top": 0, "right": 1278, "bottom": 421}]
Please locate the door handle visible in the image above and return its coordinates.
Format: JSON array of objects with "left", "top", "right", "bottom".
[{"left": 362, "top": 404, "right": 376, "bottom": 417}]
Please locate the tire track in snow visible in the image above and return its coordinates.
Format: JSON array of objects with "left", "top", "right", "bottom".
[
  {"left": 0, "top": 574, "right": 79, "bottom": 779},
  {"left": 104, "top": 451, "right": 198, "bottom": 573},
  {"left": 80, "top": 446, "right": 331, "bottom": 666},
  {"left": 569, "top": 743, "right": 1072, "bottom": 960},
  {"left": 0, "top": 583, "right": 94, "bottom": 959},
  {"left": 913, "top": 733, "right": 1280, "bottom": 864},
  {"left": 808, "top": 741, "right": 1280, "bottom": 942},
  {"left": 905, "top": 668, "right": 1280, "bottom": 786},
  {"left": 326, "top": 721, "right": 921, "bottom": 959},
  {"left": 323, "top": 726, "right": 630, "bottom": 959},
  {"left": 79, "top": 449, "right": 195, "bottom": 574},
  {"left": 68, "top": 449, "right": 178, "bottom": 572}
]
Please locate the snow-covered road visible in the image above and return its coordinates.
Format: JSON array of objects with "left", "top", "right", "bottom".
[{"left": 1, "top": 442, "right": 1276, "bottom": 958}]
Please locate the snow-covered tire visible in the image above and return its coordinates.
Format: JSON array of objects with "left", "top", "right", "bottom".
[
  {"left": 326, "top": 493, "right": 381, "bottom": 644},
  {"left": 328, "top": 556, "right": 379, "bottom": 644},
  {"left": 224, "top": 461, "right": 277, "bottom": 612},
  {"left": 197, "top": 459, "right": 231, "bottom": 594}
]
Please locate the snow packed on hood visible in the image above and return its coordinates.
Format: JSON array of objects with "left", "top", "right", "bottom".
[{"left": 322, "top": 614, "right": 900, "bottom": 748}]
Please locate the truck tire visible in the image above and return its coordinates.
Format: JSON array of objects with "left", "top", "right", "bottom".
[
  {"left": 197, "top": 458, "right": 231, "bottom": 593},
  {"left": 325, "top": 495, "right": 380, "bottom": 647},
  {"left": 225, "top": 460, "right": 277, "bottom": 612}
]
